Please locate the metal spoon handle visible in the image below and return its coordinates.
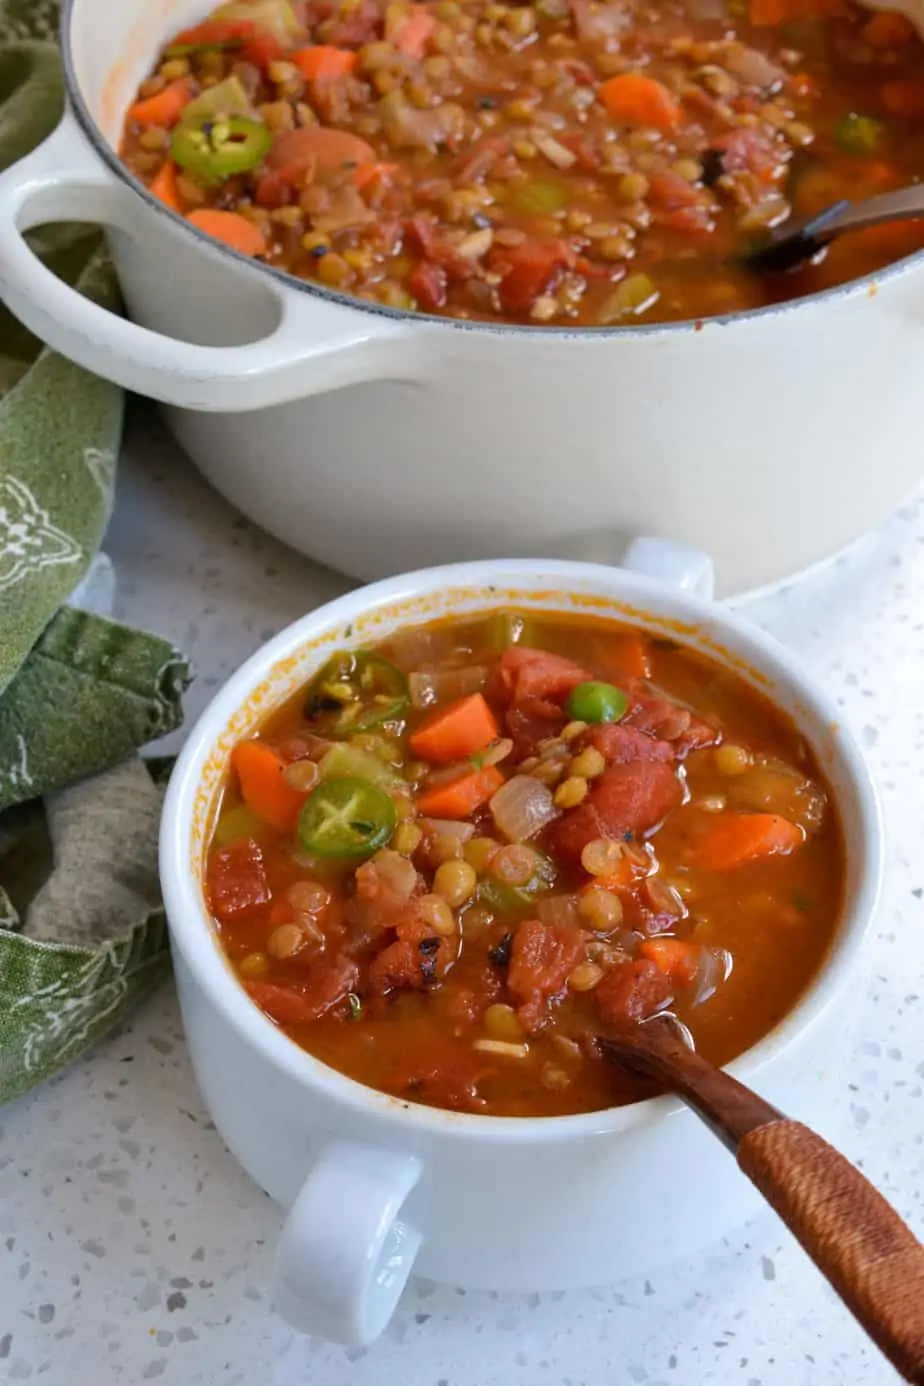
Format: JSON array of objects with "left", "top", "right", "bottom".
[
  {"left": 603, "top": 1026, "right": 924, "bottom": 1381},
  {"left": 743, "top": 183, "right": 924, "bottom": 273},
  {"left": 817, "top": 183, "right": 924, "bottom": 237}
]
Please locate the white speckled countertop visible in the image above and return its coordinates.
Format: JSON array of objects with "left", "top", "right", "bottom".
[{"left": 1, "top": 402, "right": 922, "bottom": 1386}]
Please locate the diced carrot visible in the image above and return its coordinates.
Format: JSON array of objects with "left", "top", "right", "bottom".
[
  {"left": 169, "top": 17, "right": 253, "bottom": 49},
  {"left": 232, "top": 740, "right": 307, "bottom": 832},
  {"left": 598, "top": 73, "right": 681, "bottom": 133},
  {"left": 582, "top": 861, "right": 635, "bottom": 891},
  {"left": 409, "top": 693, "right": 500, "bottom": 764},
  {"left": 148, "top": 159, "right": 181, "bottom": 211},
  {"left": 353, "top": 160, "right": 399, "bottom": 190},
  {"left": 639, "top": 937, "right": 701, "bottom": 987},
  {"left": 268, "top": 125, "right": 375, "bottom": 175},
  {"left": 881, "top": 80, "right": 924, "bottom": 121},
  {"left": 602, "top": 632, "right": 651, "bottom": 682},
  {"left": 396, "top": 8, "right": 437, "bottom": 57},
  {"left": 292, "top": 45, "right": 358, "bottom": 80},
  {"left": 861, "top": 9, "right": 914, "bottom": 45},
  {"left": 128, "top": 77, "right": 193, "bottom": 128},
  {"left": 694, "top": 812, "right": 804, "bottom": 872},
  {"left": 187, "top": 209, "right": 268, "bottom": 257},
  {"left": 417, "top": 765, "right": 504, "bottom": 818}
]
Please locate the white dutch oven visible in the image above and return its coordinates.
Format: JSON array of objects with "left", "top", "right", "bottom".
[
  {"left": 160, "top": 539, "right": 882, "bottom": 1346},
  {"left": 0, "top": 0, "right": 922, "bottom": 592}
]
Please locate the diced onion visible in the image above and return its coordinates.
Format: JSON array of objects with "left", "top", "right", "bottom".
[
  {"left": 409, "top": 664, "right": 490, "bottom": 709},
  {"left": 418, "top": 818, "right": 475, "bottom": 844},
  {"left": 689, "top": 946, "right": 733, "bottom": 1007},
  {"left": 490, "top": 774, "right": 559, "bottom": 841},
  {"left": 533, "top": 131, "right": 577, "bottom": 169},
  {"left": 537, "top": 893, "right": 581, "bottom": 929}
]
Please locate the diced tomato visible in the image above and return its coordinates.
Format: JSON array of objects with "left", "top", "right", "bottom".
[
  {"left": 548, "top": 760, "right": 683, "bottom": 864},
  {"left": 247, "top": 953, "right": 358, "bottom": 1024},
  {"left": 409, "top": 259, "right": 448, "bottom": 311},
  {"left": 404, "top": 216, "right": 475, "bottom": 282},
  {"left": 324, "top": 0, "right": 383, "bottom": 44},
  {"left": 368, "top": 932, "right": 452, "bottom": 992},
  {"left": 505, "top": 697, "right": 567, "bottom": 758},
  {"left": 499, "top": 646, "right": 593, "bottom": 705},
  {"left": 595, "top": 958, "right": 673, "bottom": 1028},
  {"left": 712, "top": 128, "right": 784, "bottom": 184},
  {"left": 241, "top": 28, "right": 285, "bottom": 68},
  {"left": 489, "top": 237, "right": 574, "bottom": 315},
  {"left": 207, "top": 839, "right": 270, "bottom": 921},
  {"left": 387, "top": 1044, "right": 494, "bottom": 1111},
  {"left": 578, "top": 723, "right": 675, "bottom": 765},
  {"left": 648, "top": 172, "right": 702, "bottom": 211},
  {"left": 624, "top": 688, "right": 720, "bottom": 757},
  {"left": 508, "top": 919, "right": 586, "bottom": 1030}
]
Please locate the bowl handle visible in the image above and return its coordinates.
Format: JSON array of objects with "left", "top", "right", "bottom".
[
  {"left": 274, "top": 1140, "right": 422, "bottom": 1346},
  {"left": 0, "top": 115, "right": 412, "bottom": 413},
  {"left": 619, "top": 537, "right": 715, "bottom": 599}
]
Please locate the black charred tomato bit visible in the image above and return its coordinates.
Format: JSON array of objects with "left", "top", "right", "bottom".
[
  {"left": 489, "top": 932, "right": 513, "bottom": 969},
  {"left": 304, "top": 650, "right": 409, "bottom": 734},
  {"left": 418, "top": 936, "right": 441, "bottom": 983},
  {"left": 171, "top": 114, "right": 272, "bottom": 182},
  {"left": 700, "top": 148, "right": 725, "bottom": 187}
]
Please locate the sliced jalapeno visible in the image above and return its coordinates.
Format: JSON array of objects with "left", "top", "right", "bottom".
[
  {"left": 305, "top": 651, "right": 410, "bottom": 735},
  {"left": 171, "top": 114, "right": 271, "bottom": 182},
  {"left": 297, "top": 777, "right": 397, "bottom": 860}
]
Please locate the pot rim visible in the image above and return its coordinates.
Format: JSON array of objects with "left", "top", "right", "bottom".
[
  {"left": 159, "top": 557, "right": 884, "bottom": 1146},
  {"left": 60, "top": 0, "right": 924, "bottom": 342}
]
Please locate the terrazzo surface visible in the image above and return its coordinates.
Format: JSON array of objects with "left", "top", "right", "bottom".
[{"left": 1, "top": 402, "right": 922, "bottom": 1385}]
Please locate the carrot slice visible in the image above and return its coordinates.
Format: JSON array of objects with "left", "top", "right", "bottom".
[
  {"left": 417, "top": 765, "right": 504, "bottom": 819},
  {"left": 409, "top": 693, "right": 500, "bottom": 764},
  {"left": 149, "top": 159, "right": 181, "bottom": 211},
  {"left": 695, "top": 812, "right": 804, "bottom": 871},
  {"left": 598, "top": 74, "right": 681, "bottom": 133},
  {"left": 639, "top": 937, "right": 700, "bottom": 986},
  {"left": 597, "top": 632, "right": 651, "bottom": 682},
  {"left": 396, "top": 9, "right": 437, "bottom": 57},
  {"left": 128, "top": 77, "right": 193, "bottom": 128},
  {"left": 186, "top": 209, "right": 268, "bottom": 257},
  {"left": 292, "top": 45, "right": 358, "bottom": 80},
  {"left": 232, "top": 740, "right": 307, "bottom": 831},
  {"left": 353, "top": 160, "right": 399, "bottom": 189}
]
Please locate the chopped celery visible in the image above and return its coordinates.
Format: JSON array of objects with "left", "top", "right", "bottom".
[
  {"left": 212, "top": 802, "right": 268, "bottom": 846},
  {"left": 179, "top": 76, "right": 253, "bottom": 127},
  {"left": 835, "top": 113, "right": 886, "bottom": 157},
  {"left": 213, "top": 0, "right": 300, "bottom": 41},
  {"left": 479, "top": 852, "right": 556, "bottom": 914},
  {"left": 486, "top": 611, "right": 534, "bottom": 651},
  {"left": 318, "top": 742, "right": 399, "bottom": 788},
  {"left": 514, "top": 179, "right": 568, "bottom": 215},
  {"left": 599, "top": 273, "right": 659, "bottom": 325}
]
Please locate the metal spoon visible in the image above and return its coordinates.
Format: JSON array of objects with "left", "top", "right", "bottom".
[
  {"left": 742, "top": 184, "right": 924, "bottom": 274},
  {"left": 602, "top": 1017, "right": 924, "bottom": 1383}
]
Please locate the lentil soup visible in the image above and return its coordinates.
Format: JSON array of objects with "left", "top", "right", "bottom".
[
  {"left": 206, "top": 612, "right": 845, "bottom": 1118},
  {"left": 119, "top": 0, "right": 924, "bottom": 326}
]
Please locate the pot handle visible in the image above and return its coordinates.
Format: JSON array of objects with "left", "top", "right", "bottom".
[
  {"left": 619, "top": 537, "right": 715, "bottom": 600},
  {"left": 274, "top": 1141, "right": 422, "bottom": 1346},
  {"left": 0, "top": 115, "right": 411, "bottom": 413}
]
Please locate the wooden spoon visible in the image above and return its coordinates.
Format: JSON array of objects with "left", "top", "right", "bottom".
[{"left": 602, "top": 1018, "right": 924, "bottom": 1383}]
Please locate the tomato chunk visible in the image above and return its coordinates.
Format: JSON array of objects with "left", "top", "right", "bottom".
[
  {"left": 508, "top": 919, "right": 586, "bottom": 1030},
  {"left": 549, "top": 760, "right": 683, "bottom": 863},
  {"left": 595, "top": 958, "right": 673, "bottom": 1028},
  {"left": 500, "top": 647, "right": 593, "bottom": 705},
  {"left": 207, "top": 839, "right": 270, "bottom": 921}
]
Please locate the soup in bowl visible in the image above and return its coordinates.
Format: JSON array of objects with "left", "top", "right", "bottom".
[{"left": 160, "top": 540, "right": 882, "bottom": 1345}]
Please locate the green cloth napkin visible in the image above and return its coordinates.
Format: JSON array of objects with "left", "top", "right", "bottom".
[{"left": 0, "top": 0, "right": 190, "bottom": 1106}]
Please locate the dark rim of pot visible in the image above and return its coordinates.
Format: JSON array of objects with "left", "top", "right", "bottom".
[{"left": 59, "top": 0, "right": 923, "bottom": 340}]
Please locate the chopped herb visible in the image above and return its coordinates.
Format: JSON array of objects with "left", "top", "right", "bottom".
[
  {"left": 309, "top": 244, "right": 329, "bottom": 259},
  {"left": 344, "top": 623, "right": 354, "bottom": 638},
  {"left": 792, "top": 891, "right": 812, "bottom": 913},
  {"left": 477, "top": 97, "right": 496, "bottom": 110},
  {"left": 489, "top": 931, "right": 513, "bottom": 968},
  {"left": 347, "top": 992, "right": 363, "bottom": 1020},
  {"left": 624, "top": 830, "right": 634, "bottom": 842}
]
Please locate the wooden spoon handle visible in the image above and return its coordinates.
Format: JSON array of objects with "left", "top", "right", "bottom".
[{"left": 739, "top": 1120, "right": 924, "bottom": 1384}]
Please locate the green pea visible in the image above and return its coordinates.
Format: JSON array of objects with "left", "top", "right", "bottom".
[
  {"left": 565, "top": 681, "right": 629, "bottom": 724},
  {"left": 834, "top": 113, "right": 887, "bottom": 157}
]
